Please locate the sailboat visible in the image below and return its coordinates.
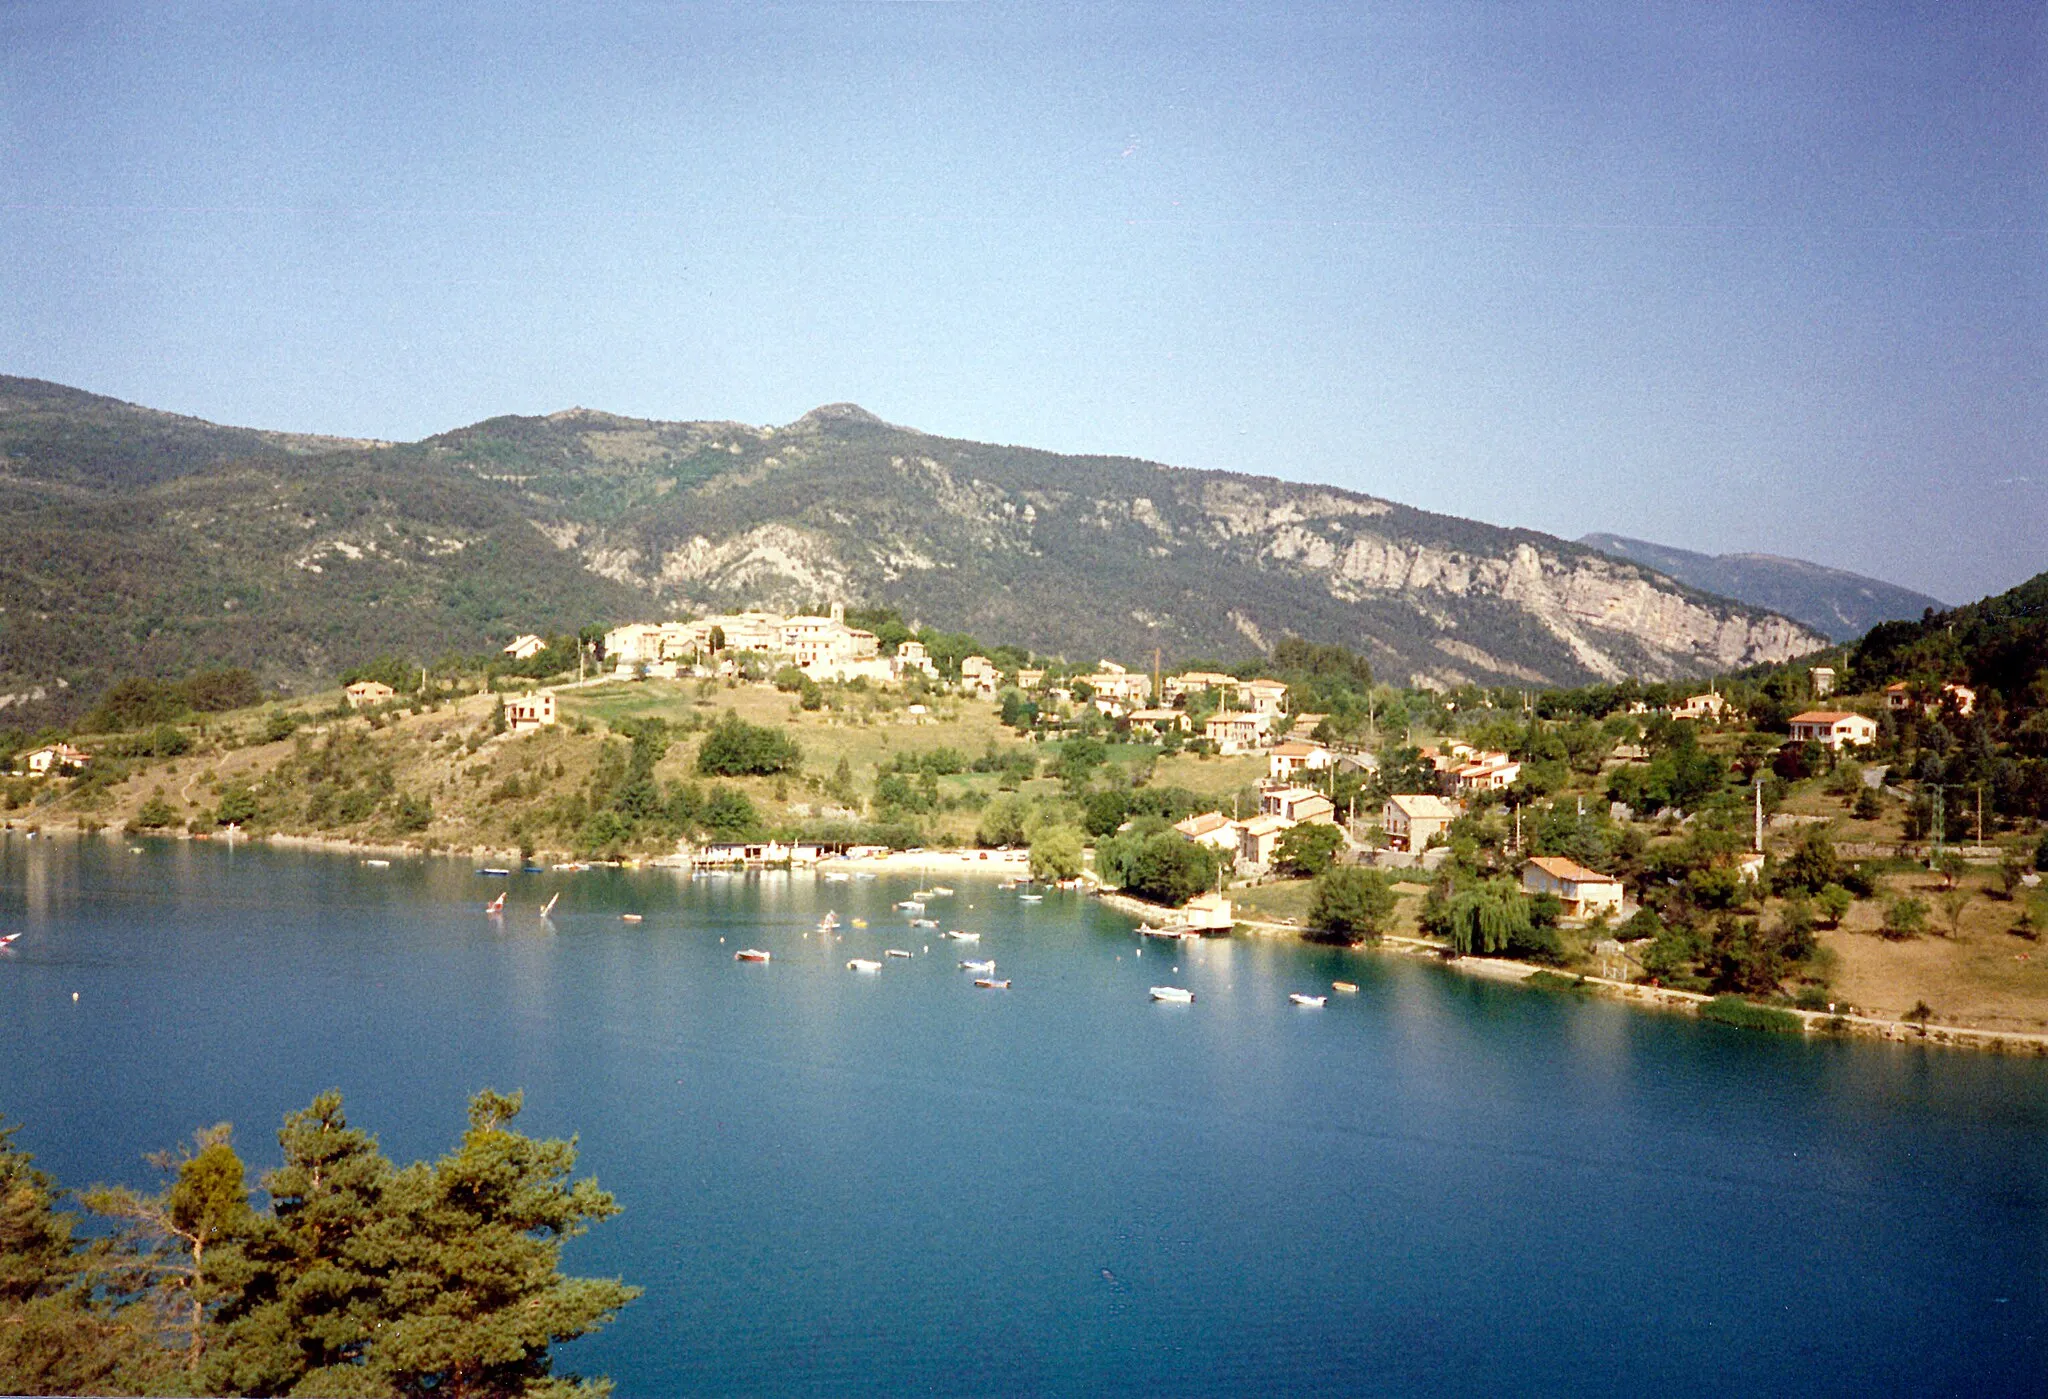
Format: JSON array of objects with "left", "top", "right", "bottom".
[
  {"left": 485, "top": 891, "right": 506, "bottom": 915},
  {"left": 540, "top": 893, "right": 560, "bottom": 918}
]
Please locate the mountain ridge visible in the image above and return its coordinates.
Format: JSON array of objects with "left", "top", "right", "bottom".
[
  {"left": 0, "top": 377, "right": 1829, "bottom": 720},
  {"left": 1578, "top": 531, "right": 1947, "bottom": 642}
]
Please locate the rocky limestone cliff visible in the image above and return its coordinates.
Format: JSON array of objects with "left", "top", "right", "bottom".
[{"left": 540, "top": 411, "right": 1827, "bottom": 687}]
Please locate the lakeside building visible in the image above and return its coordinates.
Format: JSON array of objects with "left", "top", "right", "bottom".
[
  {"left": 1520, "top": 857, "right": 1625, "bottom": 918},
  {"left": 505, "top": 690, "right": 557, "bottom": 732},
  {"left": 1787, "top": 710, "right": 1878, "bottom": 750},
  {"left": 345, "top": 680, "right": 396, "bottom": 708},
  {"left": 1235, "top": 813, "right": 1293, "bottom": 869},
  {"left": 1174, "top": 811, "right": 1243, "bottom": 852},
  {"left": 1383, "top": 794, "right": 1458, "bottom": 851},
  {"left": 23, "top": 743, "right": 91, "bottom": 776}
]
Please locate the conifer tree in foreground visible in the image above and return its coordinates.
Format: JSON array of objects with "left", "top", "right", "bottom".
[{"left": 0, "top": 1091, "right": 638, "bottom": 1397}]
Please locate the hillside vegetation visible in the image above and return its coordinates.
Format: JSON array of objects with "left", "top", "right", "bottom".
[{"left": 0, "top": 377, "right": 1827, "bottom": 726}]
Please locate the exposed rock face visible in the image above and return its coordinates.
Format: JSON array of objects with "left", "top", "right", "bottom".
[{"left": 555, "top": 409, "right": 1827, "bottom": 687}]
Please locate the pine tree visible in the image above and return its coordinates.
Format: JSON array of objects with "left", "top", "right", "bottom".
[{"left": 365, "top": 1090, "right": 639, "bottom": 1399}]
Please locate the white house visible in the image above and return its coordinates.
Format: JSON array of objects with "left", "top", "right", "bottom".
[
  {"left": 1808, "top": 666, "right": 1836, "bottom": 698},
  {"left": 1173, "top": 811, "right": 1242, "bottom": 852},
  {"left": 505, "top": 690, "right": 557, "bottom": 732},
  {"left": 1261, "top": 786, "right": 1336, "bottom": 825},
  {"left": 1520, "top": 857, "right": 1624, "bottom": 917},
  {"left": 502, "top": 634, "right": 548, "bottom": 661},
  {"left": 1204, "top": 710, "right": 1271, "bottom": 753},
  {"left": 1672, "top": 693, "right": 1727, "bottom": 721},
  {"left": 23, "top": 743, "right": 91, "bottom": 776},
  {"left": 1241, "top": 678, "right": 1289, "bottom": 716},
  {"left": 1235, "top": 813, "right": 1293, "bottom": 869},
  {"left": 1787, "top": 710, "right": 1877, "bottom": 750},
  {"left": 345, "top": 680, "right": 395, "bottom": 708},
  {"left": 1383, "top": 794, "right": 1458, "bottom": 851},
  {"left": 1268, "top": 741, "right": 1333, "bottom": 782}
]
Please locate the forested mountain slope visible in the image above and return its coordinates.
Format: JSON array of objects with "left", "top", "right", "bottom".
[{"left": 0, "top": 380, "right": 1828, "bottom": 722}]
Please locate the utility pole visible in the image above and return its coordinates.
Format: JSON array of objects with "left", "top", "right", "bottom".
[{"left": 1754, "top": 778, "right": 1764, "bottom": 855}]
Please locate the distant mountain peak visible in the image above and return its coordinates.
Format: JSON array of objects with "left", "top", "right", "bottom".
[
  {"left": 1579, "top": 532, "right": 1948, "bottom": 641},
  {"left": 789, "top": 403, "right": 889, "bottom": 431}
]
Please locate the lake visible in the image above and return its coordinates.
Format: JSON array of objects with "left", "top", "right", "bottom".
[{"left": 0, "top": 835, "right": 2043, "bottom": 1397}]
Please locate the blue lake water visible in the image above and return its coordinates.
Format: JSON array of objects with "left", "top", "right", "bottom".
[{"left": 0, "top": 835, "right": 2044, "bottom": 1397}]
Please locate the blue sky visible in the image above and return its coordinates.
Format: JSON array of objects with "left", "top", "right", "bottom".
[{"left": 3, "top": 2, "right": 2040, "bottom": 603}]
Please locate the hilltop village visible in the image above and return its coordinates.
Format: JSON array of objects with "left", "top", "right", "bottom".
[{"left": 6, "top": 598, "right": 2047, "bottom": 1042}]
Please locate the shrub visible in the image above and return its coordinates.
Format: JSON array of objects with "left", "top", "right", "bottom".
[
  {"left": 1882, "top": 896, "right": 1928, "bottom": 939},
  {"left": 1274, "top": 822, "right": 1345, "bottom": 878},
  {"left": 1815, "top": 883, "right": 1853, "bottom": 927},
  {"left": 1309, "top": 867, "right": 1396, "bottom": 943},
  {"left": 1698, "top": 995, "right": 1802, "bottom": 1034},
  {"left": 696, "top": 712, "right": 801, "bottom": 777}
]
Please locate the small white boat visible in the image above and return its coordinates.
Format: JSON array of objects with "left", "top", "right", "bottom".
[
  {"left": 362, "top": 859, "right": 390, "bottom": 868},
  {"left": 621, "top": 913, "right": 643, "bottom": 924},
  {"left": 818, "top": 912, "right": 840, "bottom": 931},
  {"left": 846, "top": 958, "right": 883, "bottom": 973},
  {"left": 1018, "top": 893, "right": 1043, "bottom": 904},
  {"left": 479, "top": 867, "right": 512, "bottom": 877},
  {"left": 734, "top": 948, "right": 771, "bottom": 962},
  {"left": 929, "top": 886, "right": 955, "bottom": 897},
  {"left": 1332, "top": 981, "right": 1359, "bottom": 994},
  {"left": 1149, "top": 986, "right": 1194, "bottom": 1003},
  {"left": 853, "top": 872, "right": 877, "bottom": 881},
  {"left": 1139, "top": 925, "right": 1182, "bottom": 939},
  {"left": 885, "top": 948, "right": 913, "bottom": 959},
  {"left": 823, "top": 872, "right": 850, "bottom": 883},
  {"left": 912, "top": 889, "right": 935, "bottom": 899},
  {"left": 894, "top": 899, "right": 925, "bottom": 912},
  {"left": 910, "top": 917, "right": 938, "bottom": 928},
  {"left": 943, "top": 930, "right": 980, "bottom": 942},
  {"left": 540, "top": 893, "right": 560, "bottom": 917},
  {"left": 1289, "top": 993, "right": 1327, "bottom": 1008},
  {"left": 974, "top": 978, "right": 1011, "bottom": 989},
  {"left": 959, "top": 958, "right": 995, "bottom": 973}
]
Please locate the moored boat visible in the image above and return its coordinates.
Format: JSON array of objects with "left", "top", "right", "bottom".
[
  {"left": 1149, "top": 986, "right": 1194, "bottom": 1003},
  {"left": 973, "top": 978, "right": 1011, "bottom": 989},
  {"left": 540, "top": 893, "right": 560, "bottom": 917},
  {"left": 621, "top": 913, "right": 643, "bottom": 924},
  {"left": 959, "top": 958, "right": 995, "bottom": 973},
  {"left": 943, "top": 929, "right": 980, "bottom": 941},
  {"left": 818, "top": 912, "right": 841, "bottom": 931},
  {"left": 734, "top": 948, "right": 771, "bottom": 962},
  {"left": 846, "top": 958, "right": 883, "bottom": 973},
  {"left": 910, "top": 917, "right": 938, "bottom": 928},
  {"left": 929, "top": 886, "right": 955, "bottom": 896},
  {"left": 1018, "top": 893, "right": 1044, "bottom": 904},
  {"left": 478, "top": 867, "right": 512, "bottom": 877},
  {"left": 1332, "top": 981, "right": 1359, "bottom": 994},
  {"left": 885, "top": 948, "right": 913, "bottom": 958},
  {"left": 1289, "top": 993, "right": 1327, "bottom": 1007},
  {"left": 894, "top": 899, "right": 925, "bottom": 911},
  {"left": 485, "top": 892, "right": 506, "bottom": 915}
]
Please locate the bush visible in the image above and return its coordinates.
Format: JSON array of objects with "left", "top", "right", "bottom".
[
  {"left": 264, "top": 711, "right": 298, "bottom": 743},
  {"left": 1309, "top": 867, "right": 1396, "bottom": 943},
  {"left": 1882, "top": 896, "right": 1928, "bottom": 939},
  {"left": 181, "top": 666, "right": 261, "bottom": 713},
  {"left": 696, "top": 712, "right": 801, "bottom": 777},
  {"left": 1815, "top": 883, "right": 1853, "bottom": 927},
  {"left": 1029, "top": 824, "right": 1085, "bottom": 882},
  {"left": 1098, "top": 827, "right": 1222, "bottom": 905},
  {"left": 1852, "top": 787, "right": 1882, "bottom": 821},
  {"left": 1698, "top": 996, "right": 1803, "bottom": 1034},
  {"left": 390, "top": 792, "right": 432, "bottom": 833},
  {"left": 1274, "top": 822, "right": 1345, "bottom": 878}
]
